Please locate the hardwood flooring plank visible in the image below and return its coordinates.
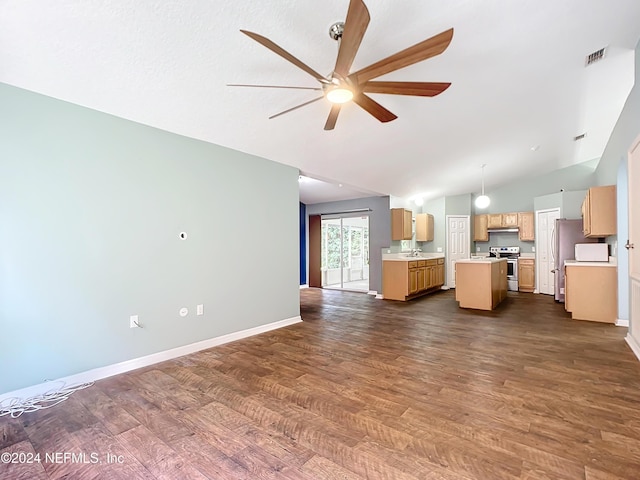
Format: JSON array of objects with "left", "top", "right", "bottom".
[
  {"left": 2, "top": 289, "right": 640, "bottom": 479},
  {"left": 0, "top": 440, "right": 49, "bottom": 480}
]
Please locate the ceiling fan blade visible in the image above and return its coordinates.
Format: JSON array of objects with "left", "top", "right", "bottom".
[
  {"left": 349, "top": 28, "right": 454, "bottom": 84},
  {"left": 333, "top": 0, "right": 370, "bottom": 78},
  {"left": 362, "top": 81, "right": 451, "bottom": 97},
  {"left": 240, "top": 30, "right": 329, "bottom": 84},
  {"left": 269, "top": 96, "right": 325, "bottom": 120},
  {"left": 324, "top": 105, "right": 342, "bottom": 131},
  {"left": 353, "top": 93, "right": 397, "bottom": 123},
  {"left": 227, "top": 84, "right": 322, "bottom": 91}
]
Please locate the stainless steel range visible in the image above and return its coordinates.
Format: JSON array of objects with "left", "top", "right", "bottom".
[{"left": 489, "top": 246, "right": 520, "bottom": 291}]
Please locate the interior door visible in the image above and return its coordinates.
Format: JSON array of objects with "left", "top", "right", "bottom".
[
  {"left": 628, "top": 135, "right": 640, "bottom": 356},
  {"left": 446, "top": 215, "right": 470, "bottom": 288},
  {"left": 536, "top": 208, "right": 560, "bottom": 295}
]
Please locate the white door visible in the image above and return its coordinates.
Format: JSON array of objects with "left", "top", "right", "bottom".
[
  {"left": 628, "top": 135, "right": 640, "bottom": 356},
  {"left": 446, "top": 216, "right": 470, "bottom": 288},
  {"left": 536, "top": 208, "right": 560, "bottom": 295}
]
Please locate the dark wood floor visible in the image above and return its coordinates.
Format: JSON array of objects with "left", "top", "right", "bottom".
[{"left": 2, "top": 289, "right": 640, "bottom": 479}]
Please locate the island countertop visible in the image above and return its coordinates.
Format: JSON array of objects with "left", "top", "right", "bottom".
[{"left": 455, "top": 258, "right": 507, "bottom": 265}]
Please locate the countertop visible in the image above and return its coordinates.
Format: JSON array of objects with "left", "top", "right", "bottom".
[
  {"left": 383, "top": 253, "right": 445, "bottom": 262},
  {"left": 565, "top": 258, "right": 617, "bottom": 268},
  {"left": 456, "top": 258, "right": 507, "bottom": 264}
]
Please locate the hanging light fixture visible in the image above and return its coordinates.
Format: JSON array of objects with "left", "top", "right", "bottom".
[{"left": 475, "top": 164, "right": 490, "bottom": 209}]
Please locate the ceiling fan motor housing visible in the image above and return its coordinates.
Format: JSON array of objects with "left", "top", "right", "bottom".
[{"left": 329, "top": 22, "right": 345, "bottom": 41}]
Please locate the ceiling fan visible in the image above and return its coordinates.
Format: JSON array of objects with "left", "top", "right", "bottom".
[{"left": 231, "top": 0, "right": 453, "bottom": 130}]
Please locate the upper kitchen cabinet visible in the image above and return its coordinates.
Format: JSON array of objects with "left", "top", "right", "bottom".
[
  {"left": 582, "top": 185, "right": 616, "bottom": 237},
  {"left": 391, "top": 208, "right": 413, "bottom": 240},
  {"left": 474, "top": 214, "right": 489, "bottom": 241},
  {"left": 487, "top": 214, "right": 503, "bottom": 229},
  {"left": 502, "top": 213, "right": 519, "bottom": 227},
  {"left": 416, "top": 213, "right": 434, "bottom": 242},
  {"left": 518, "top": 212, "right": 535, "bottom": 241}
]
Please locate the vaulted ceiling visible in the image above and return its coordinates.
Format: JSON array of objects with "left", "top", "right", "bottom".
[{"left": 2, "top": 0, "right": 640, "bottom": 204}]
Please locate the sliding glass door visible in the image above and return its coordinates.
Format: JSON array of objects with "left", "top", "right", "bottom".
[{"left": 321, "top": 215, "right": 369, "bottom": 292}]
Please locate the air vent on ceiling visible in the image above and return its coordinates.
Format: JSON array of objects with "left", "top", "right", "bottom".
[
  {"left": 585, "top": 47, "right": 607, "bottom": 66},
  {"left": 574, "top": 133, "right": 586, "bottom": 141}
]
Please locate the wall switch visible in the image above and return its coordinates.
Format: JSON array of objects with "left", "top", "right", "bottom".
[
  {"left": 130, "top": 315, "right": 140, "bottom": 329},
  {"left": 179, "top": 307, "right": 189, "bottom": 317},
  {"left": 197, "top": 304, "right": 204, "bottom": 316}
]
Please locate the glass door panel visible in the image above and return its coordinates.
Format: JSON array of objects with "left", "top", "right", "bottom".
[{"left": 321, "top": 215, "right": 369, "bottom": 292}]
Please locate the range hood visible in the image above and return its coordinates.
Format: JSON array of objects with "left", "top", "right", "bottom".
[{"left": 487, "top": 228, "right": 519, "bottom": 233}]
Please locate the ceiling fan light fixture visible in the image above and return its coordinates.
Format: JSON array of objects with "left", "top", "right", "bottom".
[{"left": 326, "top": 86, "right": 354, "bottom": 104}]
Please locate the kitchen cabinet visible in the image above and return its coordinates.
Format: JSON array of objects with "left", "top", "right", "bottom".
[
  {"left": 382, "top": 257, "right": 445, "bottom": 301},
  {"left": 518, "top": 212, "right": 535, "bottom": 241},
  {"left": 518, "top": 258, "right": 535, "bottom": 292},
  {"left": 436, "top": 258, "right": 445, "bottom": 286},
  {"left": 416, "top": 213, "right": 434, "bottom": 242},
  {"left": 502, "top": 213, "right": 519, "bottom": 227},
  {"left": 564, "top": 262, "right": 617, "bottom": 323},
  {"left": 391, "top": 208, "right": 413, "bottom": 240},
  {"left": 474, "top": 215, "right": 489, "bottom": 241},
  {"left": 581, "top": 185, "right": 616, "bottom": 237},
  {"left": 487, "top": 214, "right": 503, "bottom": 229},
  {"left": 455, "top": 259, "right": 508, "bottom": 310}
]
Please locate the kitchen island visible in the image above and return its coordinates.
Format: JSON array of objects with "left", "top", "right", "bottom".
[{"left": 455, "top": 258, "right": 508, "bottom": 310}]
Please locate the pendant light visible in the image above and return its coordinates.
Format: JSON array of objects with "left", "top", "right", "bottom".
[{"left": 475, "top": 164, "right": 490, "bottom": 209}]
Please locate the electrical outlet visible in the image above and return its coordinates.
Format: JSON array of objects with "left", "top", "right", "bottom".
[
  {"left": 531, "top": 246, "right": 536, "bottom": 253},
  {"left": 130, "top": 315, "right": 140, "bottom": 329},
  {"left": 197, "top": 304, "right": 204, "bottom": 316},
  {"left": 179, "top": 307, "right": 188, "bottom": 317},
  {"left": 437, "top": 247, "right": 443, "bottom": 253}
]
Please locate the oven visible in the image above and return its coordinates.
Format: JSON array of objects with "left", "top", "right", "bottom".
[
  {"left": 489, "top": 246, "right": 520, "bottom": 291},
  {"left": 506, "top": 258, "right": 518, "bottom": 291}
]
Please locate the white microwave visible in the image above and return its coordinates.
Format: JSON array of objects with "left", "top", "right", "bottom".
[{"left": 575, "top": 243, "right": 609, "bottom": 262}]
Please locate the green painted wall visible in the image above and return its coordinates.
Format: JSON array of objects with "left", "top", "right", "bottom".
[{"left": 0, "top": 83, "right": 300, "bottom": 394}]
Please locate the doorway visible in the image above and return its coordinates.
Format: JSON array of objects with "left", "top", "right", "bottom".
[
  {"left": 446, "top": 215, "right": 470, "bottom": 288},
  {"left": 321, "top": 215, "right": 370, "bottom": 292},
  {"left": 627, "top": 135, "right": 640, "bottom": 357},
  {"left": 535, "top": 208, "right": 560, "bottom": 295}
]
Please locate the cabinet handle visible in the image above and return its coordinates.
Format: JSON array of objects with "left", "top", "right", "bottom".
[{"left": 625, "top": 240, "right": 635, "bottom": 250}]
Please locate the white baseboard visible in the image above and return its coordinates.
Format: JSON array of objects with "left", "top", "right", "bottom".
[
  {"left": 626, "top": 333, "right": 640, "bottom": 362},
  {"left": 299, "top": 284, "right": 309, "bottom": 289},
  {"left": 0, "top": 316, "right": 302, "bottom": 404},
  {"left": 616, "top": 318, "right": 630, "bottom": 327},
  {"left": 367, "top": 290, "right": 377, "bottom": 296},
  {"left": 375, "top": 294, "right": 384, "bottom": 299}
]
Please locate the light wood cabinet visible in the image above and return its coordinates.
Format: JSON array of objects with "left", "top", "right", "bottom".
[
  {"left": 474, "top": 211, "right": 534, "bottom": 242},
  {"left": 436, "top": 258, "right": 445, "bottom": 286},
  {"left": 581, "top": 186, "right": 616, "bottom": 237},
  {"left": 391, "top": 208, "right": 413, "bottom": 240},
  {"left": 474, "top": 214, "right": 489, "bottom": 241},
  {"left": 487, "top": 214, "right": 503, "bottom": 229},
  {"left": 518, "top": 258, "right": 535, "bottom": 292},
  {"left": 455, "top": 259, "right": 508, "bottom": 310},
  {"left": 502, "top": 213, "right": 519, "bottom": 227},
  {"left": 416, "top": 213, "right": 434, "bottom": 242},
  {"left": 382, "top": 258, "right": 445, "bottom": 301},
  {"left": 564, "top": 264, "right": 617, "bottom": 323},
  {"left": 518, "top": 212, "right": 535, "bottom": 241}
]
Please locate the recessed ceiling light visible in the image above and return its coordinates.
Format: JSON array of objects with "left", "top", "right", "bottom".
[
  {"left": 530, "top": 145, "right": 540, "bottom": 152},
  {"left": 338, "top": 184, "right": 343, "bottom": 187}
]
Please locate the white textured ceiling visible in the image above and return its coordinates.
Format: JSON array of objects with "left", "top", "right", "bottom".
[{"left": 2, "top": 0, "right": 640, "bottom": 204}]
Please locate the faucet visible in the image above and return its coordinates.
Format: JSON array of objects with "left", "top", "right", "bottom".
[{"left": 412, "top": 248, "right": 422, "bottom": 257}]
